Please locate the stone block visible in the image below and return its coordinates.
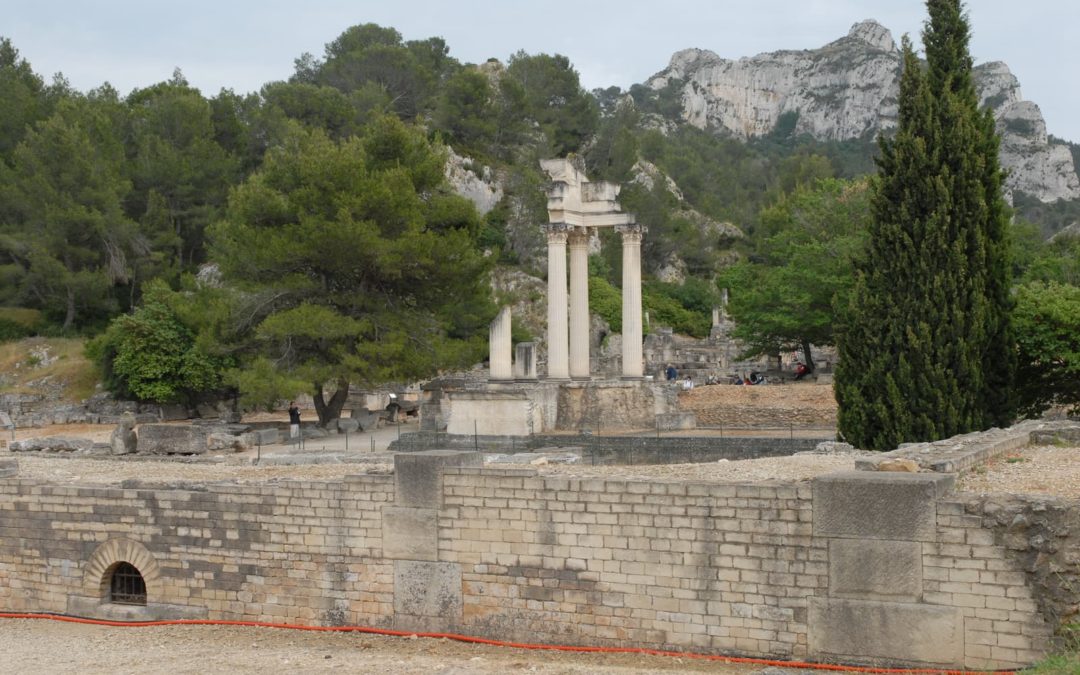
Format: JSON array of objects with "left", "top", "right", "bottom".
[
  {"left": 813, "top": 472, "right": 954, "bottom": 541},
  {"left": 251, "top": 428, "right": 280, "bottom": 445},
  {"left": 337, "top": 418, "right": 360, "bottom": 434},
  {"left": 67, "top": 595, "right": 208, "bottom": 622},
  {"left": 656, "top": 412, "right": 697, "bottom": 431},
  {"left": 0, "top": 459, "right": 17, "bottom": 477},
  {"left": 447, "top": 391, "right": 534, "bottom": 436},
  {"left": 393, "top": 560, "right": 462, "bottom": 619},
  {"left": 135, "top": 424, "right": 208, "bottom": 455},
  {"left": 829, "top": 539, "right": 922, "bottom": 601},
  {"left": 382, "top": 506, "right": 438, "bottom": 561},
  {"left": 110, "top": 420, "right": 137, "bottom": 455},
  {"left": 11, "top": 436, "right": 97, "bottom": 453},
  {"left": 155, "top": 404, "right": 189, "bottom": 421},
  {"left": 394, "top": 450, "right": 482, "bottom": 508},
  {"left": 808, "top": 597, "right": 963, "bottom": 666}
]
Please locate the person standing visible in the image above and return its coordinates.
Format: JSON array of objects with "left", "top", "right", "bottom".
[{"left": 288, "top": 402, "right": 301, "bottom": 442}]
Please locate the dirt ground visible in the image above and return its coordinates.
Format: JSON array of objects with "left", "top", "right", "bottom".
[{"left": 0, "top": 619, "right": 770, "bottom": 675}]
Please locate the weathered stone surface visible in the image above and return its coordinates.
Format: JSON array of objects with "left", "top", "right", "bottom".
[
  {"left": 0, "top": 459, "right": 17, "bottom": 477},
  {"left": 393, "top": 561, "right": 462, "bottom": 619},
  {"left": 445, "top": 147, "right": 502, "bottom": 215},
  {"left": 447, "top": 391, "right": 537, "bottom": 436},
  {"left": 876, "top": 458, "right": 920, "bottom": 472},
  {"left": 813, "top": 472, "right": 953, "bottom": 541},
  {"left": 136, "top": 424, "right": 208, "bottom": 455},
  {"left": 207, "top": 432, "right": 246, "bottom": 452},
  {"left": 382, "top": 506, "right": 438, "bottom": 561},
  {"left": 394, "top": 450, "right": 483, "bottom": 508},
  {"left": 250, "top": 428, "right": 280, "bottom": 445},
  {"left": 809, "top": 597, "right": 963, "bottom": 665},
  {"left": 155, "top": 404, "right": 189, "bottom": 421},
  {"left": 828, "top": 539, "right": 922, "bottom": 601},
  {"left": 109, "top": 420, "right": 137, "bottom": 455},
  {"left": 67, "top": 595, "right": 208, "bottom": 622},
  {"left": 337, "top": 418, "right": 360, "bottom": 434},
  {"left": 11, "top": 436, "right": 97, "bottom": 453}
]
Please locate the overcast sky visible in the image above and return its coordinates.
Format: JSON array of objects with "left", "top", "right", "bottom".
[{"left": 6, "top": 0, "right": 1079, "bottom": 142}]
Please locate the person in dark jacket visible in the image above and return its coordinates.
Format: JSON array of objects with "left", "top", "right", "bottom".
[{"left": 288, "top": 402, "right": 301, "bottom": 441}]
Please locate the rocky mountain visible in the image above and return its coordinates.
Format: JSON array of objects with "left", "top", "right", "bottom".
[{"left": 646, "top": 20, "right": 1080, "bottom": 203}]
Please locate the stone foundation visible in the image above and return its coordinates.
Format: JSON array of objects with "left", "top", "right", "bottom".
[{"left": 0, "top": 442, "right": 1072, "bottom": 669}]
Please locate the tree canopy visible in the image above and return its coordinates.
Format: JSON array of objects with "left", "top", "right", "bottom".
[
  {"left": 207, "top": 116, "right": 494, "bottom": 423},
  {"left": 835, "top": 0, "right": 1015, "bottom": 450},
  {"left": 720, "top": 178, "right": 870, "bottom": 369}
]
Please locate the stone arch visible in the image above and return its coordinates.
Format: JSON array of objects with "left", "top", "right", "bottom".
[{"left": 83, "top": 538, "right": 162, "bottom": 602}]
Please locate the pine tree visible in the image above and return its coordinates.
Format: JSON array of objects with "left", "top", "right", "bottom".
[{"left": 835, "top": 0, "right": 1014, "bottom": 450}]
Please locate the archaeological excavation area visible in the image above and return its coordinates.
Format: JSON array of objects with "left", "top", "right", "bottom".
[{"left": 1, "top": 421, "right": 1078, "bottom": 671}]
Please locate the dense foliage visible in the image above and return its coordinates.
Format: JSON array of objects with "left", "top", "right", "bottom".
[
  {"left": 0, "top": 18, "right": 1076, "bottom": 426},
  {"left": 1012, "top": 282, "right": 1080, "bottom": 417},
  {"left": 207, "top": 117, "right": 494, "bottom": 424},
  {"left": 835, "top": 0, "right": 1015, "bottom": 450},
  {"left": 720, "top": 178, "right": 870, "bottom": 368}
]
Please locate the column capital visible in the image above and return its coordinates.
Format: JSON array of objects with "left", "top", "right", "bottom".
[
  {"left": 545, "top": 222, "right": 570, "bottom": 244},
  {"left": 615, "top": 222, "right": 646, "bottom": 241},
  {"left": 567, "top": 226, "right": 590, "bottom": 247}
]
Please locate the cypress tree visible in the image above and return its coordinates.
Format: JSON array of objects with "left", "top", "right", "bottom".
[{"left": 835, "top": 0, "right": 1014, "bottom": 450}]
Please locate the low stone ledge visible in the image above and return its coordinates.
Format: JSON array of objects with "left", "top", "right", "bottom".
[
  {"left": 67, "top": 595, "right": 208, "bottom": 621},
  {"left": 855, "top": 421, "right": 1080, "bottom": 474}
]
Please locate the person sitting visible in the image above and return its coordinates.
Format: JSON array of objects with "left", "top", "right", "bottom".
[
  {"left": 681, "top": 376, "right": 694, "bottom": 391},
  {"left": 794, "top": 362, "right": 810, "bottom": 381},
  {"left": 747, "top": 371, "right": 764, "bottom": 385},
  {"left": 730, "top": 374, "right": 743, "bottom": 385}
]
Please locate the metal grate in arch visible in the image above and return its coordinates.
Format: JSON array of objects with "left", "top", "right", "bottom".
[{"left": 109, "top": 562, "right": 147, "bottom": 605}]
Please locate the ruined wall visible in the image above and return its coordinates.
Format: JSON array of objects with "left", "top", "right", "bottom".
[{"left": 0, "top": 456, "right": 1070, "bottom": 670}]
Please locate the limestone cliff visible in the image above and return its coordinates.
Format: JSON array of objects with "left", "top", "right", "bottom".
[{"left": 647, "top": 19, "right": 1080, "bottom": 203}]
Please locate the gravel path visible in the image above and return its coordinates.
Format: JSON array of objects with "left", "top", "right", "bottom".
[
  {"left": 956, "top": 444, "right": 1080, "bottom": 498},
  {"left": 0, "top": 619, "right": 765, "bottom": 674}
]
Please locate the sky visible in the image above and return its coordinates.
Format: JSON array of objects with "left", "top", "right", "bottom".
[{"left": 5, "top": 0, "right": 1079, "bottom": 142}]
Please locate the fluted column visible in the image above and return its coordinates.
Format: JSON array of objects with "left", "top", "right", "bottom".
[
  {"left": 617, "top": 223, "right": 645, "bottom": 379},
  {"left": 545, "top": 225, "right": 570, "bottom": 380},
  {"left": 489, "top": 306, "right": 513, "bottom": 381},
  {"left": 568, "top": 227, "right": 591, "bottom": 380}
]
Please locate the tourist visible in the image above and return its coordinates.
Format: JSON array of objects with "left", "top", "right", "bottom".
[
  {"left": 682, "top": 376, "right": 694, "bottom": 391},
  {"left": 665, "top": 364, "right": 677, "bottom": 381},
  {"left": 794, "top": 361, "right": 810, "bottom": 380},
  {"left": 288, "top": 401, "right": 301, "bottom": 441}
]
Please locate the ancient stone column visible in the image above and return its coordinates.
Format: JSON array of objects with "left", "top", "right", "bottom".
[
  {"left": 568, "top": 227, "right": 591, "bottom": 380},
  {"left": 514, "top": 342, "right": 538, "bottom": 380},
  {"left": 618, "top": 223, "right": 645, "bottom": 379},
  {"left": 545, "top": 225, "right": 570, "bottom": 380},
  {"left": 489, "top": 306, "right": 512, "bottom": 381}
]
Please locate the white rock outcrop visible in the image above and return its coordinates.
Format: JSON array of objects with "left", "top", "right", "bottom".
[
  {"left": 444, "top": 147, "right": 503, "bottom": 215},
  {"left": 647, "top": 19, "right": 1080, "bottom": 203}
]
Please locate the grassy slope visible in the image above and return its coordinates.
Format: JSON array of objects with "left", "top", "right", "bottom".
[{"left": 0, "top": 338, "right": 100, "bottom": 403}]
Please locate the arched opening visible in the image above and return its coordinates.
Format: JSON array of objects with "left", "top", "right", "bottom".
[{"left": 108, "top": 562, "right": 147, "bottom": 606}]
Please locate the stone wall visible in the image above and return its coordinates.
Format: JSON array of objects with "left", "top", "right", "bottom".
[
  {"left": 0, "top": 453, "right": 1071, "bottom": 670},
  {"left": 389, "top": 431, "right": 823, "bottom": 463}
]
